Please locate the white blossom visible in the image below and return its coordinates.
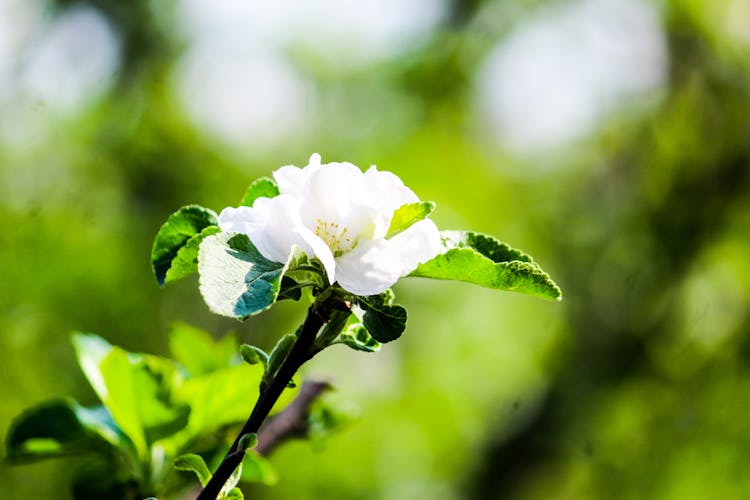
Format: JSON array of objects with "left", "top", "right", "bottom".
[{"left": 219, "top": 153, "right": 441, "bottom": 295}]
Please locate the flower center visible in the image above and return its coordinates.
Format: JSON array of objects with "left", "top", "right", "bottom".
[{"left": 314, "top": 219, "right": 354, "bottom": 257}]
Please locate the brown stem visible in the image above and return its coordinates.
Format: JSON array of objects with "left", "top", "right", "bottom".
[{"left": 256, "top": 380, "right": 332, "bottom": 456}]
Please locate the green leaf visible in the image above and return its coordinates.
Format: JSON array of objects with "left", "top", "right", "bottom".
[
  {"left": 165, "top": 226, "right": 221, "bottom": 284},
  {"left": 240, "top": 344, "right": 268, "bottom": 370},
  {"left": 386, "top": 201, "right": 436, "bottom": 238},
  {"left": 410, "top": 231, "right": 562, "bottom": 301},
  {"left": 98, "top": 349, "right": 189, "bottom": 458},
  {"left": 237, "top": 433, "right": 258, "bottom": 452},
  {"left": 5, "top": 399, "right": 123, "bottom": 463},
  {"left": 197, "top": 233, "right": 287, "bottom": 319},
  {"left": 169, "top": 323, "right": 238, "bottom": 377},
  {"left": 240, "top": 177, "right": 279, "bottom": 207},
  {"left": 72, "top": 333, "right": 115, "bottom": 401},
  {"left": 175, "top": 453, "right": 212, "bottom": 486},
  {"left": 152, "top": 205, "right": 219, "bottom": 286},
  {"left": 358, "top": 291, "right": 407, "bottom": 343},
  {"left": 240, "top": 451, "right": 278, "bottom": 485},
  {"left": 337, "top": 323, "right": 380, "bottom": 353},
  {"left": 266, "top": 333, "right": 296, "bottom": 380},
  {"left": 224, "top": 488, "right": 245, "bottom": 499}
]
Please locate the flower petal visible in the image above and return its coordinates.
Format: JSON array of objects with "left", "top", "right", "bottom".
[
  {"left": 334, "top": 240, "right": 403, "bottom": 296},
  {"left": 388, "top": 219, "right": 442, "bottom": 276},
  {"left": 296, "top": 226, "right": 337, "bottom": 285},
  {"left": 219, "top": 195, "right": 307, "bottom": 264}
]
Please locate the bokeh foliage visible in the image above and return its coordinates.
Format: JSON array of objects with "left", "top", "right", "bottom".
[{"left": 2, "top": 0, "right": 750, "bottom": 499}]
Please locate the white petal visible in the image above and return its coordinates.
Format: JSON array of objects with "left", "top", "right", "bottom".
[
  {"left": 388, "top": 219, "right": 442, "bottom": 276},
  {"left": 218, "top": 195, "right": 307, "bottom": 264},
  {"left": 335, "top": 240, "right": 403, "bottom": 296},
  {"left": 274, "top": 154, "right": 323, "bottom": 196},
  {"left": 296, "top": 225, "right": 337, "bottom": 285}
]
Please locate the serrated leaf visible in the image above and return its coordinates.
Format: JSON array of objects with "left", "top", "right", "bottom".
[
  {"left": 358, "top": 292, "right": 407, "bottom": 343},
  {"left": 386, "top": 201, "right": 436, "bottom": 238},
  {"left": 410, "top": 230, "right": 562, "bottom": 301},
  {"left": 198, "top": 233, "right": 286, "bottom": 319},
  {"left": 338, "top": 323, "right": 380, "bottom": 353},
  {"left": 5, "top": 399, "right": 123, "bottom": 463},
  {"left": 152, "top": 205, "right": 219, "bottom": 286},
  {"left": 240, "top": 177, "right": 279, "bottom": 207},
  {"left": 441, "top": 230, "right": 535, "bottom": 264},
  {"left": 224, "top": 488, "right": 245, "bottom": 499},
  {"left": 409, "top": 231, "right": 562, "bottom": 300},
  {"left": 175, "top": 453, "right": 212, "bottom": 486}
]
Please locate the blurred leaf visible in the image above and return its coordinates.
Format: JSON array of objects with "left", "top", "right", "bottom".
[
  {"left": 174, "top": 453, "right": 211, "bottom": 487},
  {"left": 171, "top": 364, "right": 264, "bottom": 443},
  {"left": 358, "top": 291, "right": 407, "bottom": 343},
  {"left": 240, "top": 177, "right": 279, "bottom": 207},
  {"left": 5, "top": 399, "right": 122, "bottom": 463},
  {"left": 98, "top": 348, "right": 188, "bottom": 458},
  {"left": 152, "top": 205, "right": 219, "bottom": 286},
  {"left": 72, "top": 333, "right": 115, "bottom": 401},
  {"left": 411, "top": 230, "right": 562, "bottom": 301},
  {"left": 71, "top": 460, "right": 138, "bottom": 500},
  {"left": 169, "top": 323, "right": 238, "bottom": 377},
  {"left": 198, "top": 233, "right": 286, "bottom": 319},
  {"left": 386, "top": 201, "right": 436, "bottom": 238},
  {"left": 337, "top": 323, "right": 380, "bottom": 353},
  {"left": 307, "top": 399, "right": 358, "bottom": 447},
  {"left": 240, "top": 451, "right": 278, "bottom": 485}
]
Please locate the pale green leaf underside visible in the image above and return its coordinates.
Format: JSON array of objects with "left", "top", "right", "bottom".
[
  {"left": 411, "top": 231, "right": 562, "bottom": 301},
  {"left": 198, "top": 232, "right": 286, "bottom": 319},
  {"left": 240, "top": 177, "right": 279, "bottom": 207},
  {"left": 386, "top": 201, "right": 436, "bottom": 238},
  {"left": 164, "top": 226, "right": 221, "bottom": 284}
]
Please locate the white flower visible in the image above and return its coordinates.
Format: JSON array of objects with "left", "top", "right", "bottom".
[{"left": 218, "top": 153, "right": 442, "bottom": 296}]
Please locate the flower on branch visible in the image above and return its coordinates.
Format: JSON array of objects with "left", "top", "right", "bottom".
[{"left": 218, "top": 154, "right": 442, "bottom": 296}]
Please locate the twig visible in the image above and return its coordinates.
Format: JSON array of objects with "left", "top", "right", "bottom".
[{"left": 256, "top": 380, "right": 332, "bottom": 456}]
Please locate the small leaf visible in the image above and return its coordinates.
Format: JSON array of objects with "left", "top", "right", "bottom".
[
  {"left": 240, "top": 451, "right": 278, "bottom": 485},
  {"left": 238, "top": 433, "right": 258, "bottom": 452},
  {"left": 175, "top": 453, "right": 212, "bottom": 486},
  {"left": 338, "top": 323, "right": 380, "bottom": 353},
  {"left": 240, "top": 177, "right": 280, "bottom": 207},
  {"left": 152, "top": 205, "right": 219, "bottom": 286},
  {"left": 358, "top": 291, "right": 407, "bottom": 343},
  {"left": 386, "top": 201, "right": 436, "bottom": 238},
  {"left": 224, "top": 488, "right": 245, "bottom": 499},
  {"left": 266, "top": 333, "right": 296, "bottom": 380},
  {"left": 410, "top": 230, "right": 562, "bottom": 301},
  {"left": 198, "top": 233, "right": 286, "bottom": 319},
  {"left": 240, "top": 344, "right": 268, "bottom": 369}
]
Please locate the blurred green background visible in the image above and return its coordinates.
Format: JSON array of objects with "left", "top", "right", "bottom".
[{"left": 2, "top": 0, "right": 750, "bottom": 498}]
